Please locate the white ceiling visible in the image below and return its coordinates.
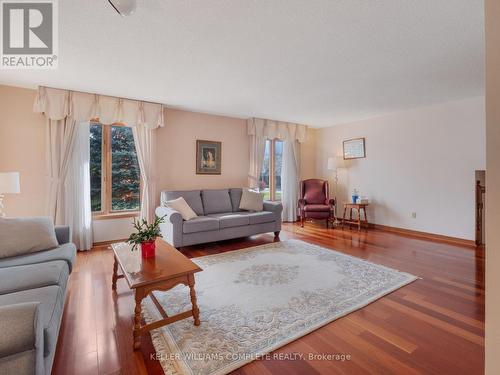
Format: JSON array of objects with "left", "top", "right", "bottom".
[{"left": 0, "top": 0, "right": 484, "bottom": 127}]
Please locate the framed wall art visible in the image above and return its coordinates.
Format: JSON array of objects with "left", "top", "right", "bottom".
[
  {"left": 196, "top": 140, "right": 222, "bottom": 174},
  {"left": 343, "top": 138, "right": 366, "bottom": 160}
]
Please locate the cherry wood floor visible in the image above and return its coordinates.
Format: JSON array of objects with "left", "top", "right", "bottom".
[{"left": 52, "top": 223, "right": 485, "bottom": 375}]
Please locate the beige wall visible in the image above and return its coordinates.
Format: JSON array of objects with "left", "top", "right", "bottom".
[
  {"left": 485, "top": 1, "right": 500, "bottom": 373},
  {"left": 155, "top": 109, "right": 249, "bottom": 204},
  {"left": 155, "top": 109, "right": 317, "bottom": 200},
  {"left": 0, "top": 84, "right": 316, "bottom": 241},
  {"left": 315, "top": 97, "right": 485, "bottom": 240},
  {"left": 300, "top": 128, "right": 317, "bottom": 180},
  {"left": 0, "top": 85, "right": 46, "bottom": 216}
]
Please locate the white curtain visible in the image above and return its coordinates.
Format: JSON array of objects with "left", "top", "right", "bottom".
[
  {"left": 35, "top": 87, "right": 165, "bottom": 247},
  {"left": 281, "top": 127, "right": 301, "bottom": 222},
  {"left": 247, "top": 118, "right": 307, "bottom": 221},
  {"left": 247, "top": 118, "right": 266, "bottom": 188},
  {"left": 63, "top": 123, "right": 93, "bottom": 250},
  {"left": 45, "top": 117, "right": 78, "bottom": 223},
  {"left": 34, "top": 87, "right": 165, "bottom": 129},
  {"left": 132, "top": 124, "right": 156, "bottom": 223}
]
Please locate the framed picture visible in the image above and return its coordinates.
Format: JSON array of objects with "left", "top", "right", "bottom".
[
  {"left": 196, "top": 140, "right": 222, "bottom": 174},
  {"left": 343, "top": 138, "right": 366, "bottom": 159}
]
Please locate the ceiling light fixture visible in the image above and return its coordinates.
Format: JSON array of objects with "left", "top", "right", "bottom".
[{"left": 108, "top": 0, "right": 137, "bottom": 16}]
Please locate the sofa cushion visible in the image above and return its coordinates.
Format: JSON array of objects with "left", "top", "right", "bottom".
[
  {"left": 208, "top": 213, "right": 250, "bottom": 228},
  {"left": 183, "top": 216, "right": 219, "bottom": 234},
  {"left": 164, "top": 197, "right": 198, "bottom": 220},
  {"left": 202, "top": 189, "right": 233, "bottom": 214},
  {"left": 0, "top": 261, "right": 69, "bottom": 296},
  {"left": 0, "top": 217, "right": 59, "bottom": 259},
  {"left": 239, "top": 189, "right": 264, "bottom": 211},
  {"left": 0, "top": 242, "right": 77, "bottom": 272},
  {"left": 0, "top": 285, "right": 64, "bottom": 357},
  {"left": 244, "top": 211, "right": 276, "bottom": 225},
  {"left": 229, "top": 188, "right": 243, "bottom": 212},
  {"left": 303, "top": 204, "right": 330, "bottom": 212},
  {"left": 162, "top": 190, "right": 204, "bottom": 215}
]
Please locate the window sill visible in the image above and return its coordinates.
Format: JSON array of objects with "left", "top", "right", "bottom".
[{"left": 93, "top": 212, "right": 140, "bottom": 220}]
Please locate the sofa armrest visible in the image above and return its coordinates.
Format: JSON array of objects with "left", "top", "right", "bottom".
[
  {"left": 0, "top": 302, "right": 44, "bottom": 368},
  {"left": 263, "top": 201, "right": 283, "bottom": 221},
  {"left": 55, "top": 225, "right": 71, "bottom": 245},
  {"left": 155, "top": 206, "right": 183, "bottom": 248}
]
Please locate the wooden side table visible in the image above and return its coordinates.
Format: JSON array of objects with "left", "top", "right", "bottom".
[
  {"left": 341, "top": 203, "right": 369, "bottom": 231},
  {"left": 111, "top": 239, "right": 202, "bottom": 350}
]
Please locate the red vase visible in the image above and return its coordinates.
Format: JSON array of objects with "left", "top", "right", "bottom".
[{"left": 141, "top": 240, "right": 156, "bottom": 259}]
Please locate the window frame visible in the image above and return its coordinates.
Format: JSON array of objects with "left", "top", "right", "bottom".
[
  {"left": 91, "top": 121, "right": 141, "bottom": 220},
  {"left": 263, "top": 138, "right": 283, "bottom": 202}
]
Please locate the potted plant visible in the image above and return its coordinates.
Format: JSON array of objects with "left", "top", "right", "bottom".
[{"left": 127, "top": 215, "right": 165, "bottom": 258}]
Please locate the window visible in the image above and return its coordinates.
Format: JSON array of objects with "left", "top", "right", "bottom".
[
  {"left": 90, "top": 123, "right": 141, "bottom": 216},
  {"left": 259, "top": 139, "right": 283, "bottom": 201}
]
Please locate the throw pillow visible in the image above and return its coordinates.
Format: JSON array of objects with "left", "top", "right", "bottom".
[
  {"left": 0, "top": 217, "right": 59, "bottom": 259},
  {"left": 164, "top": 197, "right": 198, "bottom": 220},
  {"left": 239, "top": 189, "right": 264, "bottom": 211}
]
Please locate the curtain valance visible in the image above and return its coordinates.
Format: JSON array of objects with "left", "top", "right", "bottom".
[
  {"left": 246, "top": 118, "right": 307, "bottom": 143},
  {"left": 33, "top": 86, "right": 165, "bottom": 128}
]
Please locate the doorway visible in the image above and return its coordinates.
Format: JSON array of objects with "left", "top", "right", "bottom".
[{"left": 475, "top": 170, "right": 486, "bottom": 246}]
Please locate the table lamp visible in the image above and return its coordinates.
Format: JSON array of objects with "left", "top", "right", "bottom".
[{"left": 0, "top": 172, "right": 20, "bottom": 217}]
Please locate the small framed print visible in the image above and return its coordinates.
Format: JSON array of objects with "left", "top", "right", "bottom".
[
  {"left": 196, "top": 140, "right": 222, "bottom": 174},
  {"left": 343, "top": 138, "right": 366, "bottom": 160}
]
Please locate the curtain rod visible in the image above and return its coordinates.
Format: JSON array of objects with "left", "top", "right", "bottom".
[{"left": 39, "top": 85, "right": 164, "bottom": 107}]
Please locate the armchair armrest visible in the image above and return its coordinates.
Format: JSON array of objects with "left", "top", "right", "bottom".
[
  {"left": 263, "top": 201, "right": 283, "bottom": 221},
  {"left": 55, "top": 225, "right": 71, "bottom": 245},
  {"left": 0, "top": 302, "right": 44, "bottom": 374},
  {"left": 155, "top": 206, "right": 183, "bottom": 248}
]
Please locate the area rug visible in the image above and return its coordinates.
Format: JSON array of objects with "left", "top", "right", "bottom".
[{"left": 142, "top": 239, "right": 417, "bottom": 375}]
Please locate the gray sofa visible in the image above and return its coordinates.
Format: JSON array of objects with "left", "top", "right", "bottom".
[
  {"left": 155, "top": 188, "right": 283, "bottom": 247},
  {"left": 0, "top": 225, "right": 76, "bottom": 375}
]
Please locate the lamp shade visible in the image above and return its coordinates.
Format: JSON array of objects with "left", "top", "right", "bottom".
[
  {"left": 0, "top": 172, "right": 20, "bottom": 194},
  {"left": 327, "top": 156, "right": 346, "bottom": 170}
]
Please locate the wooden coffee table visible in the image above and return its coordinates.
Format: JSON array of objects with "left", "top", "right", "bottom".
[{"left": 111, "top": 239, "right": 202, "bottom": 350}]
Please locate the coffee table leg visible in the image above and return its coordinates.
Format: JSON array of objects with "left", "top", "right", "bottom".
[
  {"left": 133, "top": 290, "right": 144, "bottom": 350},
  {"left": 188, "top": 274, "right": 200, "bottom": 326},
  {"left": 112, "top": 256, "right": 118, "bottom": 291}
]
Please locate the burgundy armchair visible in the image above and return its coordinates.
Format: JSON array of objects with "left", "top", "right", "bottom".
[{"left": 298, "top": 179, "right": 335, "bottom": 228}]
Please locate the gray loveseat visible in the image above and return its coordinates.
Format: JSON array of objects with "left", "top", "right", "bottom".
[
  {"left": 0, "top": 223, "right": 76, "bottom": 375},
  {"left": 155, "top": 188, "right": 283, "bottom": 248}
]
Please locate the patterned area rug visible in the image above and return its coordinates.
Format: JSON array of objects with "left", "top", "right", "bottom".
[{"left": 142, "top": 239, "right": 417, "bottom": 375}]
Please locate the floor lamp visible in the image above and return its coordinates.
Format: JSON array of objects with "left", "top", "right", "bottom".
[
  {"left": 0, "top": 172, "right": 20, "bottom": 217},
  {"left": 327, "top": 157, "right": 345, "bottom": 223}
]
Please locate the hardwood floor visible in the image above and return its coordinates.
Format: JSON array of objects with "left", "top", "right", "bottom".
[{"left": 52, "top": 223, "right": 485, "bottom": 375}]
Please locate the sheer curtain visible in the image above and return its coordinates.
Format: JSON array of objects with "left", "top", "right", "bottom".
[
  {"left": 247, "top": 118, "right": 307, "bottom": 221},
  {"left": 247, "top": 118, "right": 267, "bottom": 188},
  {"left": 63, "top": 122, "right": 93, "bottom": 250},
  {"left": 45, "top": 117, "right": 78, "bottom": 223},
  {"left": 35, "top": 86, "right": 165, "bottom": 249},
  {"left": 132, "top": 124, "right": 157, "bottom": 223},
  {"left": 281, "top": 126, "right": 301, "bottom": 222}
]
